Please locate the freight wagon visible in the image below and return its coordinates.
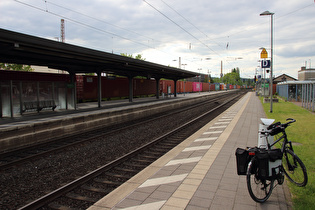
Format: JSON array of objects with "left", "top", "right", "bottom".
[{"left": 76, "top": 75, "right": 156, "bottom": 102}]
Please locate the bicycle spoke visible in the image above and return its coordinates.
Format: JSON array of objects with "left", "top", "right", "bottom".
[
  {"left": 247, "top": 158, "right": 274, "bottom": 203},
  {"left": 283, "top": 149, "right": 307, "bottom": 187}
]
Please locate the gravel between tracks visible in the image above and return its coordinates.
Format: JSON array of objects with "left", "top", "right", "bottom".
[{"left": 0, "top": 100, "right": 221, "bottom": 209}]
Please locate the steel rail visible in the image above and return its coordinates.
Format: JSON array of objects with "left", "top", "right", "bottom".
[
  {"left": 18, "top": 92, "right": 243, "bottom": 209},
  {"left": 0, "top": 91, "right": 235, "bottom": 171}
]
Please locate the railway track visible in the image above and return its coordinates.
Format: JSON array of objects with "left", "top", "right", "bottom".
[
  {"left": 0, "top": 91, "right": 234, "bottom": 171},
  {"left": 18, "top": 91, "right": 245, "bottom": 210}
]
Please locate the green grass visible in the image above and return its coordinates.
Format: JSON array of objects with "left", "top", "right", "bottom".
[{"left": 260, "top": 97, "right": 315, "bottom": 209}]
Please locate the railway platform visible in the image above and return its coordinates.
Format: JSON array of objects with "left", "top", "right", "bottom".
[
  {"left": 0, "top": 91, "right": 228, "bottom": 152},
  {"left": 88, "top": 92, "right": 292, "bottom": 210},
  {"left": 0, "top": 91, "right": 215, "bottom": 126}
]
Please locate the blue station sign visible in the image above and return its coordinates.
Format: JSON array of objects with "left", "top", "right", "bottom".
[{"left": 261, "top": 60, "right": 271, "bottom": 68}]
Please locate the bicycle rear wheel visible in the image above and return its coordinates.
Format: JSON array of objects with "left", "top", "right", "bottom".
[
  {"left": 246, "top": 157, "right": 274, "bottom": 203},
  {"left": 282, "top": 149, "right": 308, "bottom": 187}
]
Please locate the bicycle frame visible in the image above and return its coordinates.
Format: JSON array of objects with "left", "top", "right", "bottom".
[
  {"left": 245, "top": 118, "right": 307, "bottom": 203},
  {"left": 266, "top": 130, "right": 293, "bottom": 154},
  {"left": 265, "top": 130, "right": 298, "bottom": 174}
]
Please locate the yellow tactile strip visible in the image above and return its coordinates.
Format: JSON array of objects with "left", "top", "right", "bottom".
[
  {"left": 88, "top": 93, "right": 250, "bottom": 210},
  {"left": 160, "top": 95, "right": 249, "bottom": 209}
]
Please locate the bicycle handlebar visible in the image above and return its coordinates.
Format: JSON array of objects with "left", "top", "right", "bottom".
[
  {"left": 267, "top": 118, "right": 296, "bottom": 130},
  {"left": 285, "top": 118, "right": 296, "bottom": 124},
  {"left": 262, "top": 118, "right": 296, "bottom": 136}
]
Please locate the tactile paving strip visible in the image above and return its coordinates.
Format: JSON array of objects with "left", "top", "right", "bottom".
[{"left": 89, "top": 93, "right": 250, "bottom": 210}]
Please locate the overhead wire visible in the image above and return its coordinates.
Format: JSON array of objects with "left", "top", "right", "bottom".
[
  {"left": 14, "top": 0, "right": 148, "bottom": 48},
  {"left": 14, "top": 0, "right": 180, "bottom": 59},
  {"left": 13, "top": 0, "right": 313, "bottom": 74},
  {"left": 214, "top": 3, "right": 315, "bottom": 40},
  {"left": 143, "top": 0, "right": 221, "bottom": 57},
  {"left": 160, "top": 0, "right": 225, "bottom": 50},
  {"left": 144, "top": 0, "right": 240, "bottom": 72},
  {"left": 161, "top": 0, "right": 208, "bottom": 38},
  {"left": 45, "top": 0, "right": 161, "bottom": 45},
  {"left": 15, "top": 0, "right": 225, "bottom": 71}
]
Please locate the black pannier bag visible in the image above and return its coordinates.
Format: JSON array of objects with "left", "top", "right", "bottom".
[
  {"left": 256, "top": 148, "right": 283, "bottom": 179},
  {"left": 256, "top": 149, "right": 269, "bottom": 178},
  {"left": 268, "top": 149, "right": 283, "bottom": 178},
  {"left": 268, "top": 149, "right": 283, "bottom": 161},
  {"left": 235, "top": 148, "right": 249, "bottom": 175}
]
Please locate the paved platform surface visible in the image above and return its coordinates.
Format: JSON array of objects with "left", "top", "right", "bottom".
[{"left": 89, "top": 92, "right": 292, "bottom": 210}]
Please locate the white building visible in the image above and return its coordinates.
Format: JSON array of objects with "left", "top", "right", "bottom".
[{"left": 298, "top": 67, "right": 315, "bottom": 81}]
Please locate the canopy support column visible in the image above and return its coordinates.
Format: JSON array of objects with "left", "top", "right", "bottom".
[
  {"left": 70, "top": 72, "right": 77, "bottom": 110},
  {"left": 128, "top": 76, "right": 134, "bottom": 102},
  {"left": 156, "top": 78, "right": 160, "bottom": 99},
  {"left": 97, "top": 71, "right": 102, "bottom": 108},
  {"left": 173, "top": 79, "right": 178, "bottom": 97}
]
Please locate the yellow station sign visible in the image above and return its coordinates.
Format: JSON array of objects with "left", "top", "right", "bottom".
[{"left": 260, "top": 48, "right": 268, "bottom": 59}]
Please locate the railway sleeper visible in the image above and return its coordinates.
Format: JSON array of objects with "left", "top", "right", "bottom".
[
  {"left": 156, "top": 145, "right": 174, "bottom": 149},
  {"left": 143, "top": 150, "right": 162, "bottom": 156},
  {"left": 151, "top": 147, "right": 170, "bottom": 152},
  {"left": 93, "top": 178, "right": 121, "bottom": 186},
  {"left": 0, "top": 156, "right": 15, "bottom": 162},
  {"left": 165, "top": 139, "right": 181, "bottom": 143},
  {"left": 48, "top": 202, "right": 77, "bottom": 210},
  {"left": 137, "top": 154, "right": 159, "bottom": 160},
  {"left": 105, "top": 172, "right": 133, "bottom": 179},
  {"left": 66, "top": 192, "right": 98, "bottom": 203},
  {"left": 15, "top": 154, "right": 29, "bottom": 158},
  {"left": 81, "top": 184, "right": 111, "bottom": 194},
  {"left": 114, "top": 167, "right": 139, "bottom": 173},
  {"left": 123, "top": 162, "right": 147, "bottom": 169},
  {"left": 130, "top": 158, "right": 154, "bottom": 164},
  {"left": 160, "top": 142, "right": 178, "bottom": 146},
  {"left": 170, "top": 137, "right": 186, "bottom": 141}
]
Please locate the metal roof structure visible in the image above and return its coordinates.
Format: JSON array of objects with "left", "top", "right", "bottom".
[
  {"left": 277, "top": 80, "right": 315, "bottom": 85},
  {"left": 0, "top": 28, "right": 197, "bottom": 80}
]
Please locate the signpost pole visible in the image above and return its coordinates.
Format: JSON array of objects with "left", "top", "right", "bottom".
[
  {"left": 260, "top": 11, "right": 274, "bottom": 113},
  {"left": 260, "top": 49, "right": 269, "bottom": 97}
]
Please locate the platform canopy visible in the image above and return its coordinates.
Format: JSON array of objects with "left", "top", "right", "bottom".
[{"left": 0, "top": 28, "right": 197, "bottom": 80}]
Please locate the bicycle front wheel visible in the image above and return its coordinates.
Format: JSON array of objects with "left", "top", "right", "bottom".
[
  {"left": 282, "top": 149, "right": 308, "bottom": 187},
  {"left": 246, "top": 157, "right": 274, "bottom": 203}
]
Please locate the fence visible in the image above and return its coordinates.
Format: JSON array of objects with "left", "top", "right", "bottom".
[
  {"left": 277, "top": 81, "right": 314, "bottom": 112},
  {"left": 301, "top": 82, "right": 315, "bottom": 112}
]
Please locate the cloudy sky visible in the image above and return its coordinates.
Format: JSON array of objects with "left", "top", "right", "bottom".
[{"left": 1, "top": 0, "right": 315, "bottom": 79}]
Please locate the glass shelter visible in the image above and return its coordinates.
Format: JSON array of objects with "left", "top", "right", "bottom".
[
  {"left": 277, "top": 81, "right": 315, "bottom": 112},
  {"left": 0, "top": 71, "right": 74, "bottom": 118}
]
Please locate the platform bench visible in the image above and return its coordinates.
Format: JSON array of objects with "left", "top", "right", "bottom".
[
  {"left": 40, "top": 100, "right": 57, "bottom": 111},
  {"left": 23, "top": 100, "right": 56, "bottom": 113}
]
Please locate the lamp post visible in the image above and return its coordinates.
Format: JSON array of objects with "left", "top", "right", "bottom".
[{"left": 260, "top": 10, "right": 274, "bottom": 113}]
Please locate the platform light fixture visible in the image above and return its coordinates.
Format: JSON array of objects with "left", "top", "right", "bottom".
[{"left": 260, "top": 11, "right": 274, "bottom": 113}]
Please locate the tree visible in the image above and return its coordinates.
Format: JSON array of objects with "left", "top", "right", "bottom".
[
  {"left": 120, "top": 53, "right": 133, "bottom": 58},
  {"left": 120, "top": 53, "right": 146, "bottom": 61},
  {"left": 134, "top": 54, "right": 146, "bottom": 61},
  {"left": 213, "top": 77, "right": 221, "bottom": 83},
  {"left": 205, "top": 75, "right": 214, "bottom": 83},
  {"left": 222, "top": 67, "right": 241, "bottom": 85},
  {"left": 0, "top": 63, "right": 34, "bottom": 72}
]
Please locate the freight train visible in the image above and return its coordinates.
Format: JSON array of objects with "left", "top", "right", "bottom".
[
  {"left": 76, "top": 75, "right": 246, "bottom": 102},
  {"left": 0, "top": 70, "right": 248, "bottom": 104}
]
